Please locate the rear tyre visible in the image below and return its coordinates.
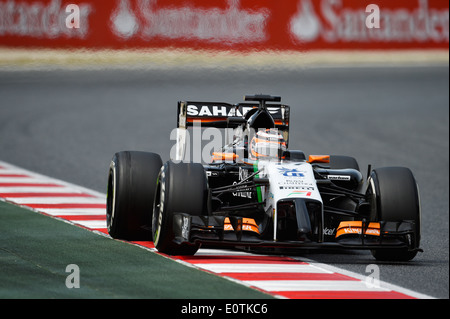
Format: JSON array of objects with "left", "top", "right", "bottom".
[
  {"left": 107, "top": 151, "right": 162, "bottom": 240},
  {"left": 152, "top": 161, "right": 208, "bottom": 255},
  {"left": 368, "top": 167, "right": 421, "bottom": 261},
  {"left": 330, "top": 155, "right": 360, "bottom": 171},
  {"left": 329, "top": 155, "right": 363, "bottom": 205}
]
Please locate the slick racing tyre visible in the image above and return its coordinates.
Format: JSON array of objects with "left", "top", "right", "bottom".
[
  {"left": 368, "top": 167, "right": 421, "bottom": 261},
  {"left": 107, "top": 151, "right": 162, "bottom": 240},
  {"left": 329, "top": 155, "right": 360, "bottom": 171},
  {"left": 152, "top": 161, "right": 208, "bottom": 255},
  {"left": 329, "top": 155, "right": 363, "bottom": 205}
]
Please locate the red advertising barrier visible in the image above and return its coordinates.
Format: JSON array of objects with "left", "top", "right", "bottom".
[{"left": 0, "top": 0, "right": 448, "bottom": 51}]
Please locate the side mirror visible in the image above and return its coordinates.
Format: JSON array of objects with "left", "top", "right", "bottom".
[{"left": 283, "top": 150, "right": 306, "bottom": 161}]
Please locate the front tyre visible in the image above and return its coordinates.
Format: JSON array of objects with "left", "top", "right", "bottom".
[
  {"left": 368, "top": 167, "right": 421, "bottom": 261},
  {"left": 152, "top": 161, "right": 208, "bottom": 255}
]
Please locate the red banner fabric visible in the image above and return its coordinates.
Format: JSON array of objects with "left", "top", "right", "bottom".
[{"left": 0, "top": 0, "right": 448, "bottom": 51}]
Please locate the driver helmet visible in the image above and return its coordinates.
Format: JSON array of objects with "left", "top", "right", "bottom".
[{"left": 250, "top": 129, "right": 287, "bottom": 160}]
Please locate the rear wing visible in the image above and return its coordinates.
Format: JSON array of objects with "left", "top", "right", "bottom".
[
  {"left": 177, "top": 101, "right": 290, "bottom": 130},
  {"left": 175, "top": 100, "right": 290, "bottom": 162}
]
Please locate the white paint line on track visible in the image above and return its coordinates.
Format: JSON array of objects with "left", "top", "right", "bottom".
[
  {"left": 71, "top": 220, "right": 107, "bottom": 229},
  {"left": 245, "top": 280, "right": 390, "bottom": 292},
  {"left": 0, "top": 187, "right": 91, "bottom": 193},
  {"left": 194, "top": 263, "right": 331, "bottom": 274},
  {"left": 40, "top": 208, "right": 107, "bottom": 216},
  {"left": 0, "top": 177, "right": 54, "bottom": 183},
  {"left": 195, "top": 248, "right": 257, "bottom": 256},
  {"left": 7, "top": 197, "right": 106, "bottom": 204}
]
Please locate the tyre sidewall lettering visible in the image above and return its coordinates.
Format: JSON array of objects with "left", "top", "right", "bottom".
[
  {"left": 153, "top": 166, "right": 166, "bottom": 246},
  {"left": 107, "top": 158, "right": 118, "bottom": 233},
  {"left": 110, "top": 160, "right": 117, "bottom": 227}
]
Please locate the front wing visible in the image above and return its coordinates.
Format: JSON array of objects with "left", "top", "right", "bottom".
[{"left": 172, "top": 213, "right": 422, "bottom": 252}]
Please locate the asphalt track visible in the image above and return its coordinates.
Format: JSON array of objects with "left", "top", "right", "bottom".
[{"left": 0, "top": 65, "right": 448, "bottom": 298}]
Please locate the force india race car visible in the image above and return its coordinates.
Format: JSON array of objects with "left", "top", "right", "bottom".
[{"left": 106, "top": 95, "right": 422, "bottom": 261}]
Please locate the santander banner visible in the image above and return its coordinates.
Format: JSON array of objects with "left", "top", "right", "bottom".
[{"left": 0, "top": 0, "right": 448, "bottom": 51}]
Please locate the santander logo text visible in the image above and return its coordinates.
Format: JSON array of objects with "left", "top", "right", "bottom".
[
  {"left": 290, "top": 0, "right": 449, "bottom": 43},
  {"left": 111, "top": 0, "right": 270, "bottom": 44},
  {"left": 0, "top": 0, "right": 92, "bottom": 38}
]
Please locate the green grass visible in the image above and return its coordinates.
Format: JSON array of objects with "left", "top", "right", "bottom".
[{"left": 0, "top": 200, "right": 273, "bottom": 299}]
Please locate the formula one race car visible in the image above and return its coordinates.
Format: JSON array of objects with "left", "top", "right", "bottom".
[{"left": 106, "top": 95, "right": 422, "bottom": 261}]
